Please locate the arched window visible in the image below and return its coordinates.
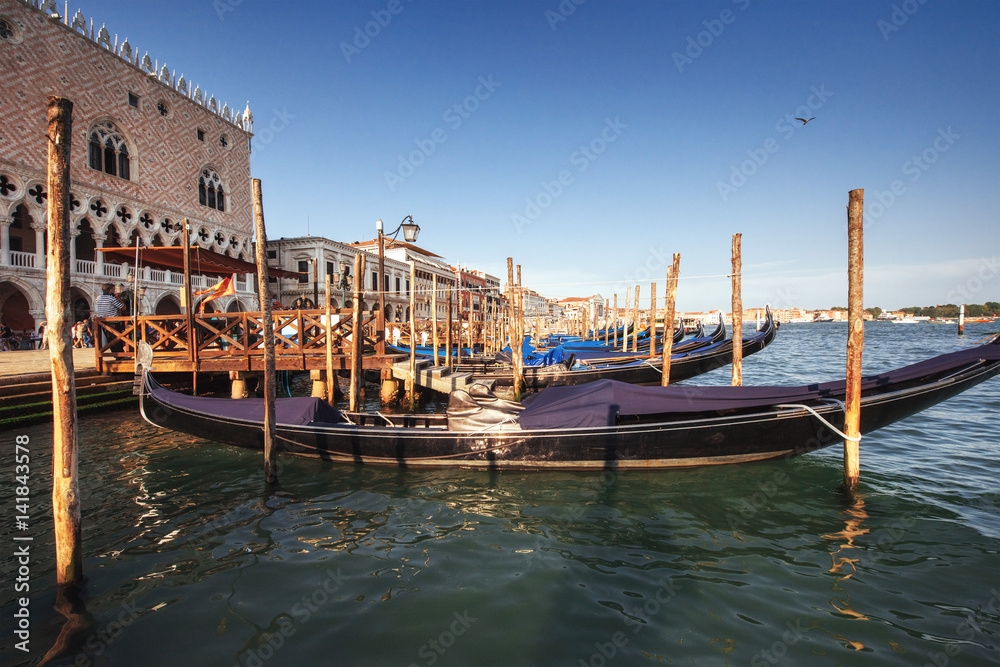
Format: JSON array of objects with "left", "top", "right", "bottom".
[
  {"left": 88, "top": 120, "right": 131, "bottom": 180},
  {"left": 198, "top": 168, "right": 225, "bottom": 212}
]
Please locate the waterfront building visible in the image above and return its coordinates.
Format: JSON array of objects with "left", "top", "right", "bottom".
[
  {"left": 0, "top": 0, "right": 256, "bottom": 331},
  {"left": 349, "top": 237, "right": 457, "bottom": 321}
]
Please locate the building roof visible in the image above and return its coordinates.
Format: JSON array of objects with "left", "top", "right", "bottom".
[{"left": 349, "top": 238, "right": 444, "bottom": 259}]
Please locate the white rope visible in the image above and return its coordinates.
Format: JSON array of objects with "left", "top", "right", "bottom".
[{"left": 775, "top": 400, "right": 861, "bottom": 442}]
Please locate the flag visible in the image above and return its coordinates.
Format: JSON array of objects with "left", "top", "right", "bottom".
[{"left": 194, "top": 276, "right": 236, "bottom": 312}]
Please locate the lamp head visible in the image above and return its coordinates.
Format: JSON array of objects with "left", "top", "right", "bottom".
[
  {"left": 376, "top": 219, "right": 383, "bottom": 234},
  {"left": 401, "top": 220, "right": 420, "bottom": 243}
]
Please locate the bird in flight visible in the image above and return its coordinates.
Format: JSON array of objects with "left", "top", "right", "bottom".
[{"left": 796, "top": 117, "right": 815, "bottom": 125}]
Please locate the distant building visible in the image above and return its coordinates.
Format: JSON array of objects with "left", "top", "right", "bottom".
[{"left": 0, "top": 0, "right": 256, "bottom": 329}]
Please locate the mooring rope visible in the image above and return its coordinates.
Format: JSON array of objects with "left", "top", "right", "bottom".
[{"left": 775, "top": 399, "right": 861, "bottom": 442}]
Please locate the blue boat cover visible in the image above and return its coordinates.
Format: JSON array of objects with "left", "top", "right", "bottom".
[
  {"left": 517, "top": 340, "right": 1000, "bottom": 430},
  {"left": 152, "top": 388, "right": 344, "bottom": 425}
]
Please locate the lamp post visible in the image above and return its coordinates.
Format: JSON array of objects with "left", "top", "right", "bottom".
[
  {"left": 376, "top": 215, "right": 420, "bottom": 354},
  {"left": 311, "top": 257, "right": 318, "bottom": 308},
  {"left": 335, "top": 259, "right": 350, "bottom": 307}
]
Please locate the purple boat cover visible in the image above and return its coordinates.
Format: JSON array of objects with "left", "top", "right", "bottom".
[
  {"left": 517, "top": 340, "right": 1000, "bottom": 430},
  {"left": 153, "top": 388, "right": 343, "bottom": 425}
]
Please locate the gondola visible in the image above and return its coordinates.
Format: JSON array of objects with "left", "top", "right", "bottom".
[
  {"left": 480, "top": 308, "right": 775, "bottom": 388},
  {"left": 139, "top": 333, "right": 1000, "bottom": 470}
]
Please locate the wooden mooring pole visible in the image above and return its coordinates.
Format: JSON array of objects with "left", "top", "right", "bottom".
[
  {"left": 648, "top": 282, "right": 657, "bottom": 358},
  {"left": 844, "top": 189, "right": 865, "bottom": 489},
  {"left": 251, "top": 178, "right": 277, "bottom": 484},
  {"left": 632, "top": 285, "right": 640, "bottom": 353},
  {"left": 350, "top": 253, "right": 365, "bottom": 412},
  {"left": 431, "top": 274, "right": 439, "bottom": 364},
  {"left": 612, "top": 294, "right": 618, "bottom": 348},
  {"left": 661, "top": 254, "right": 681, "bottom": 386},
  {"left": 46, "top": 96, "right": 82, "bottom": 585},
  {"left": 325, "top": 275, "right": 335, "bottom": 405},
  {"left": 407, "top": 261, "right": 417, "bottom": 411},
  {"left": 731, "top": 233, "right": 743, "bottom": 387},
  {"left": 446, "top": 288, "right": 453, "bottom": 369},
  {"left": 958, "top": 304, "right": 965, "bottom": 336}
]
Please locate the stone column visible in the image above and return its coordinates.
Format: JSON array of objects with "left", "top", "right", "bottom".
[
  {"left": 0, "top": 215, "right": 12, "bottom": 266},
  {"left": 70, "top": 228, "right": 80, "bottom": 271},
  {"left": 31, "top": 220, "right": 47, "bottom": 269},
  {"left": 93, "top": 233, "right": 106, "bottom": 277}
]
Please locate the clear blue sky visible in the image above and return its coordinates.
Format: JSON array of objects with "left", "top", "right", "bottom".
[{"left": 94, "top": 0, "right": 998, "bottom": 311}]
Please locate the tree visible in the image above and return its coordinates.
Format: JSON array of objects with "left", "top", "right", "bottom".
[{"left": 864, "top": 306, "right": 882, "bottom": 318}]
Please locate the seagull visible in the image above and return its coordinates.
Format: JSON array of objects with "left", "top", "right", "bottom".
[{"left": 796, "top": 117, "right": 815, "bottom": 125}]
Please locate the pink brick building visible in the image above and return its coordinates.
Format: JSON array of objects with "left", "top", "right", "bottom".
[{"left": 0, "top": 0, "right": 255, "bottom": 333}]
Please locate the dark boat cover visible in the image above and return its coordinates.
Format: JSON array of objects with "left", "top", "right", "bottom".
[
  {"left": 517, "top": 341, "right": 1000, "bottom": 430},
  {"left": 151, "top": 388, "right": 344, "bottom": 425}
]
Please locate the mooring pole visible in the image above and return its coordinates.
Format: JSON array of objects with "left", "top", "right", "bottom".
[
  {"left": 407, "top": 261, "right": 417, "bottom": 412},
  {"left": 632, "top": 285, "right": 640, "bottom": 353},
  {"left": 251, "top": 179, "right": 277, "bottom": 484},
  {"left": 431, "top": 274, "right": 439, "bottom": 364},
  {"left": 958, "top": 304, "right": 965, "bottom": 336},
  {"left": 661, "top": 254, "right": 681, "bottom": 386},
  {"left": 844, "top": 189, "right": 865, "bottom": 489},
  {"left": 648, "top": 282, "right": 657, "bottom": 358},
  {"left": 516, "top": 263, "right": 525, "bottom": 400},
  {"left": 349, "top": 253, "right": 365, "bottom": 412},
  {"left": 46, "top": 97, "right": 82, "bottom": 585},
  {"left": 325, "top": 275, "right": 335, "bottom": 405},
  {"left": 446, "top": 288, "right": 453, "bottom": 370},
  {"left": 612, "top": 294, "right": 618, "bottom": 348},
  {"left": 731, "top": 233, "right": 743, "bottom": 387}
]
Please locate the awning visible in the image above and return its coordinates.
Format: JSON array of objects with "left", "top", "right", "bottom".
[{"left": 97, "top": 246, "right": 302, "bottom": 279}]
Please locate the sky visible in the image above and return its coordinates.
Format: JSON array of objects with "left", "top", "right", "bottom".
[{"left": 86, "top": 0, "right": 997, "bottom": 312}]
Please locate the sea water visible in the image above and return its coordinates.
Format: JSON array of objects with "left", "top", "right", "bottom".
[{"left": 1, "top": 322, "right": 998, "bottom": 666}]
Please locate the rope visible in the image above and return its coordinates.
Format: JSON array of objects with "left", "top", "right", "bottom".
[{"left": 775, "top": 400, "right": 861, "bottom": 442}]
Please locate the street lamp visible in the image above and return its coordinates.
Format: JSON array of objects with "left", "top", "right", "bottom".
[{"left": 376, "top": 215, "right": 420, "bottom": 353}]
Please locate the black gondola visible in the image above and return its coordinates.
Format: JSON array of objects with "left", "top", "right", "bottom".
[{"left": 139, "top": 333, "right": 1000, "bottom": 470}]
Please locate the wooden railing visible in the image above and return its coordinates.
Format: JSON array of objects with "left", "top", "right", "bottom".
[{"left": 94, "top": 308, "right": 382, "bottom": 372}]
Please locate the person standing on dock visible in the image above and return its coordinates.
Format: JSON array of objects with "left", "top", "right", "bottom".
[{"left": 95, "top": 283, "right": 125, "bottom": 349}]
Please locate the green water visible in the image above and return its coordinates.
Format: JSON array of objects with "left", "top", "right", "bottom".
[{"left": 2, "top": 322, "right": 998, "bottom": 666}]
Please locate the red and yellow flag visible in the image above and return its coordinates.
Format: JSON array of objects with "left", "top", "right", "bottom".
[{"left": 194, "top": 276, "right": 236, "bottom": 312}]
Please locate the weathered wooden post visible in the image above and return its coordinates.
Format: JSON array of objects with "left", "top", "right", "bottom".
[
  {"left": 632, "top": 285, "right": 640, "bottom": 353},
  {"left": 516, "top": 264, "right": 525, "bottom": 399},
  {"left": 731, "top": 233, "right": 743, "bottom": 387},
  {"left": 621, "top": 287, "right": 630, "bottom": 352},
  {"left": 325, "top": 275, "right": 335, "bottom": 405},
  {"left": 431, "top": 274, "right": 439, "bottom": 364},
  {"left": 251, "top": 178, "right": 277, "bottom": 484},
  {"left": 647, "top": 282, "right": 657, "bottom": 358},
  {"left": 958, "top": 304, "right": 965, "bottom": 336},
  {"left": 46, "top": 97, "right": 82, "bottom": 585},
  {"left": 456, "top": 279, "right": 464, "bottom": 366},
  {"left": 661, "top": 254, "right": 681, "bottom": 386},
  {"left": 349, "top": 253, "right": 365, "bottom": 412},
  {"left": 407, "top": 261, "right": 417, "bottom": 411},
  {"left": 612, "top": 294, "right": 618, "bottom": 347},
  {"left": 446, "top": 288, "right": 453, "bottom": 369},
  {"left": 844, "top": 189, "right": 865, "bottom": 489}
]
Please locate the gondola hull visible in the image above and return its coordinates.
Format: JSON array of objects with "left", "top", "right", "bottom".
[{"left": 140, "top": 335, "right": 1000, "bottom": 470}]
